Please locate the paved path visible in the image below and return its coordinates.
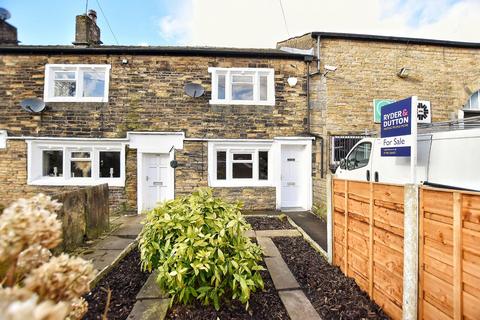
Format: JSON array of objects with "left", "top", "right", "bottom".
[
  {"left": 257, "top": 234, "right": 322, "bottom": 320},
  {"left": 81, "top": 214, "right": 144, "bottom": 277},
  {"left": 283, "top": 211, "right": 327, "bottom": 251}
]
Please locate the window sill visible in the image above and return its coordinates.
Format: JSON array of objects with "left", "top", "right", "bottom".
[
  {"left": 44, "top": 97, "right": 109, "bottom": 103},
  {"left": 28, "top": 177, "right": 125, "bottom": 187},
  {"left": 209, "top": 180, "right": 274, "bottom": 188},
  {"left": 209, "top": 99, "right": 275, "bottom": 106}
]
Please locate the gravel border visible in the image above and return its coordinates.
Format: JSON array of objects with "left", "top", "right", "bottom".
[
  {"left": 245, "top": 216, "right": 293, "bottom": 230},
  {"left": 273, "top": 237, "right": 389, "bottom": 320}
]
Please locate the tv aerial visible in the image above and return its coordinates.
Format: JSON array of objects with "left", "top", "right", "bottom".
[
  {"left": 184, "top": 83, "right": 205, "bottom": 98},
  {"left": 0, "top": 8, "right": 11, "bottom": 21},
  {"left": 20, "top": 98, "right": 47, "bottom": 113}
]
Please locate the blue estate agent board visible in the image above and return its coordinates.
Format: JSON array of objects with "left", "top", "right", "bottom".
[{"left": 380, "top": 97, "right": 415, "bottom": 157}]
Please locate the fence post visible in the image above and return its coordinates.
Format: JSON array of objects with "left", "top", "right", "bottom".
[
  {"left": 403, "top": 184, "right": 419, "bottom": 320},
  {"left": 453, "top": 192, "right": 463, "bottom": 319},
  {"left": 344, "top": 180, "right": 349, "bottom": 274},
  {"left": 368, "top": 182, "right": 374, "bottom": 296},
  {"left": 326, "top": 174, "right": 333, "bottom": 263}
]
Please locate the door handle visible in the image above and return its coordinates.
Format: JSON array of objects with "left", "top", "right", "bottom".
[
  {"left": 366, "top": 170, "right": 370, "bottom": 181},
  {"left": 146, "top": 176, "right": 149, "bottom": 181},
  {"left": 374, "top": 172, "right": 379, "bottom": 182}
]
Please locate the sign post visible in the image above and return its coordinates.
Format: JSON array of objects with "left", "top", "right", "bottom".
[
  {"left": 380, "top": 96, "right": 418, "bottom": 183},
  {"left": 380, "top": 97, "right": 419, "bottom": 320}
]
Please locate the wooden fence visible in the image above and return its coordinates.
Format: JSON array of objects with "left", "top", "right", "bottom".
[
  {"left": 419, "top": 187, "right": 480, "bottom": 320},
  {"left": 331, "top": 178, "right": 480, "bottom": 320},
  {"left": 332, "top": 179, "right": 405, "bottom": 319}
]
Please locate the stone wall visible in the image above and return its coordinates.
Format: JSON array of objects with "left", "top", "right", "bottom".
[
  {"left": 0, "top": 181, "right": 109, "bottom": 252},
  {"left": 53, "top": 184, "right": 109, "bottom": 252},
  {"left": 124, "top": 140, "right": 277, "bottom": 211},
  {"left": 0, "top": 54, "right": 308, "bottom": 139},
  {"left": 281, "top": 34, "right": 480, "bottom": 205},
  {"left": 0, "top": 52, "right": 309, "bottom": 211},
  {"left": 315, "top": 37, "right": 480, "bottom": 204}
]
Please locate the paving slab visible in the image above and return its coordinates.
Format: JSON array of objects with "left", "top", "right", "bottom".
[
  {"left": 264, "top": 257, "right": 299, "bottom": 290},
  {"left": 112, "top": 214, "right": 145, "bottom": 237},
  {"left": 81, "top": 249, "right": 123, "bottom": 271},
  {"left": 257, "top": 237, "right": 281, "bottom": 257},
  {"left": 279, "top": 290, "right": 322, "bottom": 320},
  {"left": 90, "top": 235, "right": 134, "bottom": 250},
  {"left": 136, "top": 272, "right": 168, "bottom": 300},
  {"left": 255, "top": 229, "right": 301, "bottom": 238},
  {"left": 127, "top": 298, "right": 169, "bottom": 320},
  {"left": 244, "top": 230, "right": 256, "bottom": 238}
]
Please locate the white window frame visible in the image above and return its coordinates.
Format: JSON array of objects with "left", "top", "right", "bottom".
[
  {"left": 27, "top": 140, "right": 125, "bottom": 187},
  {"left": 208, "top": 67, "right": 275, "bottom": 106},
  {"left": 208, "top": 141, "right": 273, "bottom": 187},
  {"left": 44, "top": 64, "right": 111, "bottom": 102}
]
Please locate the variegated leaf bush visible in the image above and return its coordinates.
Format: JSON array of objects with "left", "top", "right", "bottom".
[{"left": 139, "top": 188, "right": 264, "bottom": 310}]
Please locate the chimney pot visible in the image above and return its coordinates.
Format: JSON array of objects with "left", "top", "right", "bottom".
[{"left": 87, "top": 9, "right": 97, "bottom": 23}]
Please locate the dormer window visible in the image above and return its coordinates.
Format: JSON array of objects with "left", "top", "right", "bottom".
[
  {"left": 208, "top": 67, "right": 275, "bottom": 106},
  {"left": 44, "top": 64, "right": 111, "bottom": 102}
]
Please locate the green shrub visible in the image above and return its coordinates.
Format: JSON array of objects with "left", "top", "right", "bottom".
[{"left": 138, "top": 188, "right": 264, "bottom": 310}]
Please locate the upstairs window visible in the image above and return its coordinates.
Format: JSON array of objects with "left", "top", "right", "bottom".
[
  {"left": 208, "top": 68, "right": 275, "bottom": 106},
  {"left": 44, "top": 64, "right": 111, "bottom": 102}
]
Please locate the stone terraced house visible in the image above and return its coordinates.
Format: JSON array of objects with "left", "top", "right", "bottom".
[
  {"left": 0, "top": 11, "right": 316, "bottom": 213},
  {"left": 1, "top": 11, "right": 480, "bottom": 213}
]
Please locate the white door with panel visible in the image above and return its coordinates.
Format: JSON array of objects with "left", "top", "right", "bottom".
[
  {"left": 280, "top": 145, "right": 305, "bottom": 208},
  {"left": 142, "top": 153, "right": 171, "bottom": 211}
]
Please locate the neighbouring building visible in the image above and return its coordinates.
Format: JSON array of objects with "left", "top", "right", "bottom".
[
  {"left": 278, "top": 32, "right": 480, "bottom": 203},
  {"left": 0, "top": 10, "right": 315, "bottom": 213}
]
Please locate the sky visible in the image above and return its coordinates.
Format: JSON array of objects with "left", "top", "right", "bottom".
[{"left": 0, "top": 0, "right": 479, "bottom": 48}]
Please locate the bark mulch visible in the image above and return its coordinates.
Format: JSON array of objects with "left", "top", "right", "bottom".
[
  {"left": 166, "top": 261, "right": 289, "bottom": 320},
  {"left": 83, "top": 249, "right": 150, "bottom": 320},
  {"left": 273, "top": 237, "right": 389, "bottom": 320},
  {"left": 245, "top": 216, "right": 292, "bottom": 230}
]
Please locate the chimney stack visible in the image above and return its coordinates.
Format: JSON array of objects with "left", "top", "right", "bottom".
[
  {"left": 73, "top": 9, "right": 102, "bottom": 47},
  {"left": 0, "top": 8, "right": 18, "bottom": 46}
]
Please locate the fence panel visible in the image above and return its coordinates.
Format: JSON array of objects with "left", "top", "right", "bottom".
[
  {"left": 332, "top": 178, "right": 404, "bottom": 320},
  {"left": 419, "top": 187, "right": 480, "bottom": 320}
]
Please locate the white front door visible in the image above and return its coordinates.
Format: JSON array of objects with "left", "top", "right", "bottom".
[
  {"left": 281, "top": 145, "right": 304, "bottom": 208},
  {"left": 142, "top": 153, "right": 171, "bottom": 211}
]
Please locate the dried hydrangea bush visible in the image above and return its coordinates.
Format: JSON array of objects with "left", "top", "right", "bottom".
[{"left": 0, "top": 194, "right": 97, "bottom": 320}]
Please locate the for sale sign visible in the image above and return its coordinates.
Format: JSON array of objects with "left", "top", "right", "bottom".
[{"left": 380, "top": 97, "right": 417, "bottom": 157}]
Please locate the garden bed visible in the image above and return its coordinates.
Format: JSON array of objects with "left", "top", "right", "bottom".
[
  {"left": 273, "top": 237, "right": 389, "bottom": 320},
  {"left": 245, "top": 216, "right": 292, "bottom": 230},
  {"left": 83, "top": 249, "right": 150, "bottom": 320},
  {"left": 166, "top": 261, "right": 289, "bottom": 320}
]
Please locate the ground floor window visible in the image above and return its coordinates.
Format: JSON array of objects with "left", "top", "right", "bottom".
[
  {"left": 28, "top": 140, "right": 126, "bottom": 186},
  {"left": 209, "top": 142, "right": 273, "bottom": 187}
]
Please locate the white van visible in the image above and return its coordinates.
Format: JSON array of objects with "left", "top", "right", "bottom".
[{"left": 334, "top": 127, "right": 480, "bottom": 191}]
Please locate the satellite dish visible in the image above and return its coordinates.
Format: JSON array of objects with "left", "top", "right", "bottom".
[
  {"left": 20, "top": 98, "right": 46, "bottom": 113},
  {"left": 184, "top": 83, "right": 205, "bottom": 98},
  {"left": 0, "top": 8, "right": 11, "bottom": 21}
]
